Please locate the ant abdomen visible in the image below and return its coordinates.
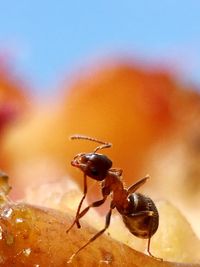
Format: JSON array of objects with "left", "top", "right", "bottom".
[{"left": 122, "top": 193, "right": 159, "bottom": 239}]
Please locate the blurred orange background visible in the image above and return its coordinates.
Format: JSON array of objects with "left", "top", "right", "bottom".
[{"left": 0, "top": 56, "right": 200, "bottom": 236}]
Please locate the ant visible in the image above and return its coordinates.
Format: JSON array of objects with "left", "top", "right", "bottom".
[{"left": 67, "top": 135, "right": 161, "bottom": 262}]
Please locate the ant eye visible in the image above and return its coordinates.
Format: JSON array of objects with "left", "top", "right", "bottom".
[{"left": 90, "top": 167, "right": 99, "bottom": 176}]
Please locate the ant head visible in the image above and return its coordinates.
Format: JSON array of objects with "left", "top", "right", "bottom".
[
  {"left": 71, "top": 152, "right": 112, "bottom": 181},
  {"left": 70, "top": 135, "right": 113, "bottom": 181}
]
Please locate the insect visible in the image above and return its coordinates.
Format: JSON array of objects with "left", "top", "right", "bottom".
[{"left": 67, "top": 135, "right": 161, "bottom": 262}]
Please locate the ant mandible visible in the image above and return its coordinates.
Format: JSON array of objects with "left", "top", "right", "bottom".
[{"left": 67, "top": 135, "right": 161, "bottom": 262}]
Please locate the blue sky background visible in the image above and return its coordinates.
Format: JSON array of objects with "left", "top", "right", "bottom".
[{"left": 1, "top": 1, "right": 200, "bottom": 95}]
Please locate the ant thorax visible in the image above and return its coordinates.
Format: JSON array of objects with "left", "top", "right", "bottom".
[{"left": 104, "top": 172, "right": 129, "bottom": 211}]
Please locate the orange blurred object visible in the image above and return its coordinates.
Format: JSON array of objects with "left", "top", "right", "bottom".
[
  {"left": 0, "top": 58, "right": 29, "bottom": 172},
  {"left": 0, "top": 61, "right": 28, "bottom": 131},
  {"left": 61, "top": 61, "right": 200, "bottom": 186},
  {"left": 2, "top": 60, "right": 200, "bottom": 200}
]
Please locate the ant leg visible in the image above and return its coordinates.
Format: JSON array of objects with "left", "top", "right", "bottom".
[
  {"left": 147, "top": 219, "right": 163, "bottom": 261},
  {"left": 78, "top": 195, "right": 107, "bottom": 218},
  {"left": 124, "top": 210, "right": 162, "bottom": 260},
  {"left": 147, "top": 237, "right": 162, "bottom": 260},
  {"left": 127, "top": 175, "right": 150, "bottom": 194},
  {"left": 75, "top": 173, "right": 88, "bottom": 228},
  {"left": 66, "top": 174, "right": 87, "bottom": 232},
  {"left": 67, "top": 195, "right": 108, "bottom": 233},
  {"left": 127, "top": 210, "right": 154, "bottom": 218},
  {"left": 67, "top": 207, "right": 113, "bottom": 263}
]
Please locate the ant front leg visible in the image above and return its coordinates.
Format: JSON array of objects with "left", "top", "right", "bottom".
[{"left": 66, "top": 174, "right": 87, "bottom": 233}]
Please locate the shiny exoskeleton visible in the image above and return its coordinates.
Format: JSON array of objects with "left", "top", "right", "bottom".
[
  {"left": 67, "top": 135, "right": 160, "bottom": 262},
  {"left": 122, "top": 193, "right": 158, "bottom": 239}
]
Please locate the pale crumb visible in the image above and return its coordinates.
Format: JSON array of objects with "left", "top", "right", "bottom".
[
  {"left": 24, "top": 176, "right": 200, "bottom": 264},
  {"left": 24, "top": 175, "right": 103, "bottom": 228},
  {"left": 108, "top": 201, "right": 200, "bottom": 263}
]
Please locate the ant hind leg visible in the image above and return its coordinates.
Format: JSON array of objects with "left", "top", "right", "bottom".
[
  {"left": 66, "top": 194, "right": 107, "bottom": 233},
  {"left": 146, "top": 217, "right": 163, "bottom": 261},
  {"left": 147, "top": 237, "right": 163, "bottom": 261}
]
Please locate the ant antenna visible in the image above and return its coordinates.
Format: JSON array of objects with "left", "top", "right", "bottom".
[{"left": 70, "top": 134, "right": 112, "bottom": 153}]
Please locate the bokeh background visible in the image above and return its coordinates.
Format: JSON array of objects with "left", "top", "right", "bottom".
[
  {"left": 0, "top": 1, "right": 200, "bottom": 238},
  {"left": 1, "top": 1, "right": 200, "bottom": 95}
]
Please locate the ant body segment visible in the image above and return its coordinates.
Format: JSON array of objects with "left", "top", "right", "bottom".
[{"left": 67, "top": 135, "right": 160, "bottom": 262}]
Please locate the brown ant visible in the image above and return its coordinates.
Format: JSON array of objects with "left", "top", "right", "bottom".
[{"left": 67, "top": 135, "right": 161, "bottom": 262}]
